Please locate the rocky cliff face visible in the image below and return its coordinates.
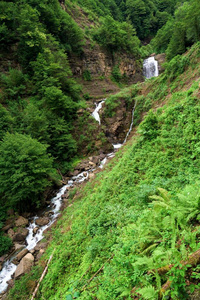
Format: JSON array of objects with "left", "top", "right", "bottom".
[{"left": 69, "top": 43, "right": 142, "bottom": 83}]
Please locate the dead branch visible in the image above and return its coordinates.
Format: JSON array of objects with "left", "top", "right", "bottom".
[
  {"left": 158, "top": 248, "right": 200, "bottom": 299},
  {"left": 81, "top": 254, "right": 114, "bottom": 291},
  {"left": 31, "top": 250, "right": 55, "bottom": 300}
]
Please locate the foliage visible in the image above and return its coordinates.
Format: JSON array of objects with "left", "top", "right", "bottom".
[
  {"left": 151, "top": 0, "right": 200, "bottom": 59},
  {"left": 92, "top": 16, "right": 140, "bottom": 54},
  {"left": 7, "top": 44, "right": 200, "bottom": 300},
  {"left": 0, "top": 133, "right": 57, "bottom": 211}
]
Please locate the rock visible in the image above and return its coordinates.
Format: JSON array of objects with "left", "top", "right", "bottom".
[
  {"left": 155, "top": 53, "right": 166, "bottom": 73},
  {"left": 7, "top": 279, "right": 14, "bottom": 289},
  {"left": 8, "top": 228, "right": 15, "bottom": 239},
  {"left": 72, "top": 170, "right": 79, "bottom": 176},
  {"left": 34, "top": 242, "right": 47, "bottom": 251},
  {"left": 33, "top": 227, "right": 39, "bottom": 235},
  {"left": 0, "top": 263, "right": 2, "bottom": 271},
  {"left": 13, "top": 233, "right": 27, "bottom": 243},
  {"left": 36, "top": 249, "right": 45, "bottom": 260},
  {"left": 89, "top": 173, "right": 95, "bottom": 180},
  {"left": 15, "top": 216, "right": 28, "bottom": 227},
  {"left": 89, "top": 161, "right": 96, "bottom": 168},
  {"left": 7, "top": 209, "right": 14, "bottom": 216},
  {"left": 35, "top": 217, "right": 49, "bottom": 226},
  {"left": 2, "top": 223, "right": 13, "bottom": 232},
  {"left": 15, "top": 253, "right": 34, "bottom": 279},
  {"left": 14, "top": 243, "right": 24, "bottom": 251},
  {"left": 83, "top": 172, "right": 88, "bottom": 177},
  {"left": 92, "top": 156, "right": 100, "bottom": 165},
  {"left": 44, "top": 211, "right": 54, "bottom": 217},
  {"left": 15, "top": 248, "right": 29, "bottom": 262},
  {"left": 12, "top": 228, "right": 29, "bottom": 243}
]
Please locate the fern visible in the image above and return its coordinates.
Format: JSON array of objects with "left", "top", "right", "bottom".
[{"left": 137, "top": 286, "right": 158, "bottom": 300}]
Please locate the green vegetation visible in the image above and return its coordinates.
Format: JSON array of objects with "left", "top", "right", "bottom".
[
  {"left": 0, "top": 133, "right": 57, "bottom": 211},
  {"left": 7, "top": 43, "right": 200, "bottom": 299},
  {"left": 151, "top": 0, "right": 200, "bottom": 59},
  {"left": 0, "top": 0, "right": 200, "bottom": 289}
]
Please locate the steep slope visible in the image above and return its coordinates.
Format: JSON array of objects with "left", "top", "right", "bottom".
[{"left": 6, "top": 43, "right": 200, "bottom": 300}]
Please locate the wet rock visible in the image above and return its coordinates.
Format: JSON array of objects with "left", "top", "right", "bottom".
[
  {"left": 33, "top": 227, "right": 39, "bottom": 235},
  {"left": 44, "top": 211, "right": 54, "bottom": 217},
  {"left": 89, "top": 161, "right": 96, "bottom": 168},
  {"left": 99, "top": 153, "right": 106, "bottom": 160},
  {"left": 35, "top": 217, "right": 49, "bottom": 226},
  {"left": 0, "top": 263, "right": 2, "bottom": 271},
  {"left": 83, "top": 172, "right": 88, "bottom": 177},
  {"left": 15, "top": 216, "right": 28, "bottom": 227},
  {"left": 15, "top": 253, "right": 34, "bottom": 279},
  {"left": 14, "top": 243, "right": 25, "bottom": 251},
  {"left": 92, "top": 156, "right": 100, "bottom": 165},
  {"left": 15, "top": 248, "right": 29, "bottom": 262},
  {"left": 13, "top": 233, "right": 27, "bottom": 243}
]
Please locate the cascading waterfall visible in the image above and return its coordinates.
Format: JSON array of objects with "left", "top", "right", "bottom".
[
  {"left": 0, "top": 97, "right": 137, "bottom": 294},
  {"left": 92, "top": 100, "right": 105, "bottom": 125},
  {"left": 92, "top": 98, "right": 137, "bottom": 165},
  {"left": 143, "top": 56, "right": 159, "bottom": 79}
]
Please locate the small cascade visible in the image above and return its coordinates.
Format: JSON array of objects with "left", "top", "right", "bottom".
[
  {"left": 123, "top": 100, "right": 137, "bottom": 144},
  {"left": 1, "top": 98, "right": 138, "bottom": 295},
  {"left": 92, "top": 100, "right": 105, "bottom": 124},
  {"left": 143, "top": 56, "right": 159, "bottom": 79}
]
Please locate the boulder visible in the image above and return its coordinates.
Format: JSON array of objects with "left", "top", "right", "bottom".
[
  {"left": 8, "top": 228, "right": 15, "bottom": 239},
  {"left": 33, "top": 227, "right": 39, "bottom": 235},
  {"left": 14, "top": 243, "right": 24, "bottom": 251},
  {"left": 36, "top": 249, "right": 45, "bottom": 260},
  {"left": 35, "top": 217, "right": 49, "bottom": 226},
  {"left": 2, "top": 223, "right": 13, "bottom": 232},
  {"left": 15, "top": 253, "right": 34, "bottom": 279},
  {"left": 12, "top": 228, "right": 29, "bottom": 243},
  {"left": 15, "top": 248, "right": 29, "bottom": 262},
  {"left": 34, "top": 242, "right": 47, "bottom": 251},
  {"left": 15, "top": 216, "right": 29, "bottom": 227}
]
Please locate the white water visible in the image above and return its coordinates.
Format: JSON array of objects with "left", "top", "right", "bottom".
[
  {"left": 92, "top": 100, "right": 105, "bottom": 124},
  {"left": 0, "top": 176, "right": 86, "bottom": 293},
  {"left": 143, "top": 56, "right": 159, "bottom": 79},
  {"left": 0, "top": 98, "right": 138, "bottom": 294}
]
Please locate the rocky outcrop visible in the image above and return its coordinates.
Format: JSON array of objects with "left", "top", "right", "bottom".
[
  {"left": 15, "top": 216, "right": 28, "bottom": 227},
  {"left": 101, "top": 99, "right": 135, "bottom": 144},
  {"left": 35, "top": 217, "right": 50, "bottom": 226},
  {"left": 15, "top": 253, "right": 34, "bottom": 279},
  {"left": 69, "top": 43, "right": 143, "bottom": 96},
  {"left": 155, "top": 53, "right": 166, "bottom": 73}
]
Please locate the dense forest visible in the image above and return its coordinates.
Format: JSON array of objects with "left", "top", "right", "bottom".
[{"left": 0, "top": 0, "right": 200, "bottom": 298}]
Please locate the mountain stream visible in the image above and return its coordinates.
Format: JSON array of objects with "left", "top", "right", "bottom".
[{"left": 0, "top": 83, "right": 140, "bottom": 294}]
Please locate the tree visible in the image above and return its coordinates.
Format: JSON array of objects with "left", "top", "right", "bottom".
[{"left": 0, "top": 133, "right": 57, "bottom": 211}]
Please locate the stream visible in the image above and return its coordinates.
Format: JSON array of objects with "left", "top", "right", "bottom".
[{"left": 0, "top": 55, "right": 157, "bottom": 293}]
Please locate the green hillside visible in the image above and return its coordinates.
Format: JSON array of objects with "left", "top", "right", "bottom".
[
  {"left": 7, "top": 43, "right": 200, "bottom": 300},
  {"left": 0, "top": 0, "right": 200, "bottom": 298}
]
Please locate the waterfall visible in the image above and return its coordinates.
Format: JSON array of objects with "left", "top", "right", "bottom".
[
  {"left": 92, "top": 100, "right": 105, "bottom": 125},
  {"left": 143, "top": 56, "right": 159, "bottom": 79}
]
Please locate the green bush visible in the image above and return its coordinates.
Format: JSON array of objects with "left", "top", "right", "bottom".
[{"left": 0, "top": 133, "right": 57, "bottom": 211}]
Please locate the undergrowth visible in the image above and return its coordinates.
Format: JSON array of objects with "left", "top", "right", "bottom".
[{"left": 7, "top": 43, "right": 200, "bottom": 300}]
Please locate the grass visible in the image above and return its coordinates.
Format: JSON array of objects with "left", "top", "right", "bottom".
[{"left": 7, "top": 43, "right": 200, "bottom": 300}]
